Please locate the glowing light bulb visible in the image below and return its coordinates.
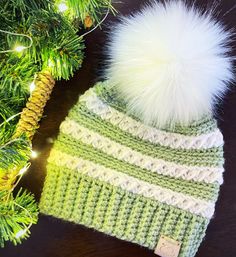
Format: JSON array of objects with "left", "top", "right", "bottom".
[
  {"left": 58, "top": 3, "right": 68, "bottom": 12},
  {"left": 19, "top": 166, "right": 28, "bottom": 175},
  {"left": 15, "top": 229, "right": 27, "bottom": 239},
  {"left": 48, "top": 59, "right": 54, "bottom": 67},
  {"left": 29, "top": 81, "right": 36, "bottom": 93},
  {"left": 14, "top": 45, "right": 26, "bottom": 52},
  {"left": 31, "top": 150, "right": 38, "bottom": 159}
]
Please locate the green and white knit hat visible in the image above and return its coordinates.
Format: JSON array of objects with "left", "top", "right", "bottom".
[{"left": 40, "top": 1, "right": 233, "bottom": 257}]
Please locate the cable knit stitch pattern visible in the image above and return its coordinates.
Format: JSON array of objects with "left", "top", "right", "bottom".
[
  {"left": 80, "top": 89, "right": 223, "bottom": 150},
  {"left": 40, "top": 82, "right": 224, "bottom": 257}
]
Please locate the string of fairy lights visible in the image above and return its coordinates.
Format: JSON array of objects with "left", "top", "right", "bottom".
[
  {"left": 0, "top": 1, "right": 111, "bottom": 240},
  {"left": 0, "top": 29, "right": 33, "bottom": 54}
]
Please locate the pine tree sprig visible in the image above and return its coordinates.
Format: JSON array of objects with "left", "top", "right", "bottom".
[
  {"left": 0, "top": 55, "right": 37, "bottom": 99},
  {"left": 0, "top": 189, "right": 38, "bottom": 247},
  {"left": 55, "top": 0, "right": 115, "bottom": 27},
  {"left": 29, "top": 9, "right": 85, "bottom": 79},
  {"left": 0, "top": 0, "right": 115, "bottom": 248}
]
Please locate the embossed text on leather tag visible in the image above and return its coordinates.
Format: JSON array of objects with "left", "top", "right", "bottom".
[{"left": 154, "top": 235, "right": 181, "bottom": 257}]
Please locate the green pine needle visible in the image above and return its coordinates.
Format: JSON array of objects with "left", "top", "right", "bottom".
[
  {"left": 0, "top": 132, "right": 31, "bottom": 171},
  {"left": 55, "top": 0, "right": 115, "bottom": 26},
  {"left": 0, "top": 0, "right": 114, "bottom": 248},
  {"left": 29, "top": 9, "right": 85, "bottom": 79},
  {"left": 0, "top": 189, "right": 38, "bottom": 247},
  {"left": 0, "top": 55, "right": 37, "bottom": 99}
]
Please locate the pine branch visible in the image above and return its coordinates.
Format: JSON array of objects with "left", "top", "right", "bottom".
[
  {"left": 56, "top": 0, "right": 115, "bottom": 26},
  {"left": 0, "top": 55, "right": 37, "bottom": 99},
  {"left": 0, "top": 133, "right": 31, "bottom": 171},
  {"left": 0, "top": 189, "right": 38, "bottom": 247},
  {"left": 0, "top": 93, "right": 24, "bottom": 123},
  {"left": 28, "top": 9, "right": 85, "bottom": 79},
  {"left": 0, "top": 0, "right": 115, "bottom": 248},
  {"left": 1, "top": 0, "right": 51, "bottom": 22}
]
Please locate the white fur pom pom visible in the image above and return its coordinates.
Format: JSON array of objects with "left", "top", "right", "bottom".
[{"left": 106, "top": 1, "right": 233, "bottom": 128}]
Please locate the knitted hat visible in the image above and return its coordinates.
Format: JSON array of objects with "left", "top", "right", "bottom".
[{"left": 40, "top": 2, "right": 233, "bottom": 257}]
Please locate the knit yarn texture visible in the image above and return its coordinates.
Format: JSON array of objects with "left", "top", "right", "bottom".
[{"left": 40, "top": 81, "right": 224, "bottom": 257}]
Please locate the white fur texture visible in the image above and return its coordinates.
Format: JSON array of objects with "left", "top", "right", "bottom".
[{"left": 106, "top": 1, "right": 233, "bottom": 128}]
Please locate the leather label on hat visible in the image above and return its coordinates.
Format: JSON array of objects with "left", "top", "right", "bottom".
[{"left": 154, "top": 235, "right": 181, "bottom": 257}]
